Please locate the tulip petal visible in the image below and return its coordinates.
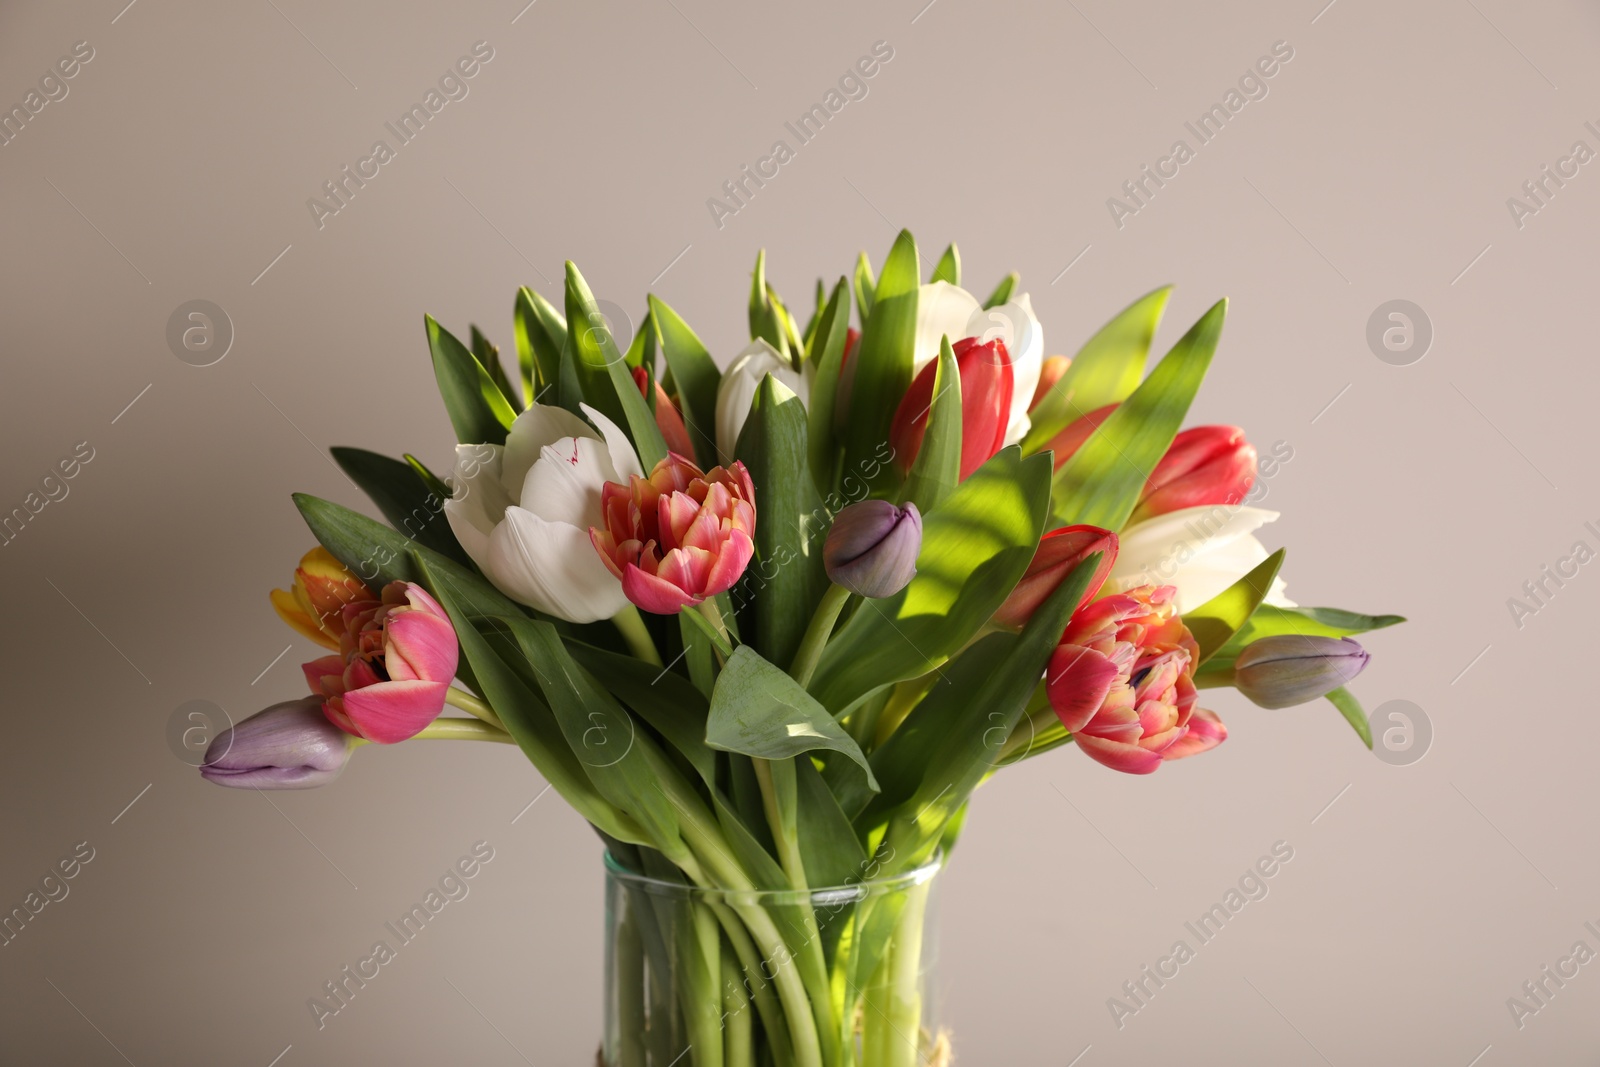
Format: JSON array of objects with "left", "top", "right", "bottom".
[
  {"left": 581, "top": 403, "right": 645, "bottom": 482},
  {"left": 383, "top": 609, "right": 458, "bottom": 683},
  {"left": 444, "top": 443, "right": 512, "bottom": 569},
  {"left": 702, "top": 528, "right": 755, "bottom": 598},
  {"left": 1108, "top": 505, "right": 1287, "bottom": 614},
  {"left": 339, "top": 680, "right": 451, "bottom": 744},
  {"left": 502, "top": 404, "right": 595, "bottom": 496},
  {"left": 302, "top": 655, "right": 345, "bottom": 695},
  {"left": 912, "top": 282, "right": 981, "bottom": 373},
  {"left": 1164, "top": 707, "right": 1227, "bottom": 759},
  {"left": 518, "top": 435, "right": 616, "bottom": 528},
  {"left": 715, "top": 339, "right": 803, "bottom": 463},
  {"left": 970, "top": 293, "right": 1043, "bottom": 445},
  {"left": 621, "top": 562, "right": 701, "bottom": 613},
  {"left": 489, "top": 506, "right": 631, "bottom": 623},
  {"left": 1075, "top": 733, "right": 1164, "bottom": 775},
  {"left": 1046, "top": 645, "right": 1121, "bottom": 733}
]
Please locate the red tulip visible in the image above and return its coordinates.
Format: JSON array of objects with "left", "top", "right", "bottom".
[
  {"left": 590, "top": 453, "right": 757, "bottom": 614},
  {"left": 632, "top": 366, "right": 696, "bottom": 459},
  {"left": 1130, "top": 425, "right": 1257, "bottom": 523},
  {"left": 1041, "top": 403, "right": 1117, "bottom": 470},
  {"left": 890, "top": 337, "right": 1013, "bottom": 480},
  {"left": 303, "top": 582, "right": 460, "bottom": 745},
  {"left": 993, "top": 525, "right": 1118, "bottom": 629},
  {"left": 1029, "top": 354, "right": 1071, "bottom": 411},
  {"left": 1045, "top": 585, "right": 1224, "bottom": 774}
]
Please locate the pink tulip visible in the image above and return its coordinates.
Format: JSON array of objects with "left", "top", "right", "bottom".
[
  {"left": 992, "top": 525, "right": 1118, "bottom": 629},
  {"left": 1131, "top": 425, "right": 1257, "bottom": 523},
  {"left": 590, "top": 453, "right": 757, "bottom": 614},
  {"left": 303, "top": 581, "right": 460, "bottom": 744},
  {"left": 1045, "top": 585, "right": 1224, "bottom": 774}
]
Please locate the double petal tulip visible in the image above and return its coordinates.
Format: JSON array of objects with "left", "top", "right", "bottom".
[
  {"left": 716, "top": 339, "right": 808, "bottom": 462},
  {"left": 993, "top": 524, "right": 1117, "bottom": 629},
  {"left": 1234, "top": 635, "right": 1369, "bottom": 709},
  {"left": 270, "top": 547, "right": 375, "bottom": 650},
  {"left": 304, "top": 581, "right": 460, "bottom": 744},
  {"left": 824, "top": 500, "right": 922, "bottom": 598},
  {"left": 890, "top": 337, "right": 1014, "bottom": 481},
  {"left": 1046, "top": 585, "right": 1225, "bottom": 774},
  {"left": 632, "top": 366, "right": 697, "bottom": 458},
  {"left": 1107, "top": 504, "right": 1292, "bottom": 614},
  {"left": 200, "top": 697, "right": 353, "bottom": 789},
  {"left": 590, "top": 453, "right": 757, "bottom": 614},
  {"left": 911, "top": 282, "right": 1043, "bottom": 445},
  {"left": 1130, "top": 425, "right": 1257, "bottom": 524},
  {"left": 444, "top": 403, "right": 643, "bottom": 623}
]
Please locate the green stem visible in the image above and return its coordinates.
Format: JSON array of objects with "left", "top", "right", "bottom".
[
  {"left": 881, "top": 881, "right": 931, "bottom": 1067},
  {"left": 788, "top": 583, "right": 851, "bottom": 688},
  {"left": 682, "top": 599, "right": 734, "bottom": 661},
  {"left": 413, "top": 717, "right": 515, "bottom": 743},
  {"left": 721, "top": 942, "right": 754, "bottom": 1067},
  {"left": 611, "top": 604, "right": 663, "bottom": 666},
  {"left": 443, "top": 687, "right": 503, "bottom": 730}
]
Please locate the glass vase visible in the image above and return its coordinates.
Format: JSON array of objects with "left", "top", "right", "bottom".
[{"left": 600, "top": 851, "right": 946, "bottom": 1067}]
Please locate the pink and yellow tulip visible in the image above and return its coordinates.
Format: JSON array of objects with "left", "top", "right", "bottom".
[{"left": 270, "top": 547, "right": 376, "bottom": 650}]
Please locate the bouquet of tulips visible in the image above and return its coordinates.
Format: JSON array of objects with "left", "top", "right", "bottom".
[{"left": 203, "top": 231, "right": 1401, "bottom": 1066}]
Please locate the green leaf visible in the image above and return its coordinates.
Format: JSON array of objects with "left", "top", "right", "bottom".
[
  {"left": 678, "top": 612, "right": 717, "bottom": 698},
  {"left": 807, "top": 446, "right": 1051, "bottom": 714},
  {"left": 1325, "top": 685, "right": 1374, "bottom": 749},
  {"left": 841, "top": 230, "right": 919, "bottom": 495},
  {"left": 564, "top": 263, "right": 668, "bottom": 469},
  {"left": 1050, "top": 299, "right": 1226, "bottom": 528},
  {"left": 565, "top": 640, "right": 716, "bottom": 783},
  {"left": 1196, "top": 604, "right": 1405, "bottom": 684},
  {"left": 982, "top": 271, "right": 1018, "bottom": 309},
  {"left": 748, "top": 250, "right": 791, "bottom": 365},
  {"left": 853, "top": 251, "right": 876, "bottom": 324},
  {"left": 901, "top": 335, "right": 963, "bottom": 515},
  {"left": 426, "top": 315, "right": 517, "bottom": 444},
  {"left": 513, "top": 286, "right": 567, "bottom": 406},
  {"left": 706, "top": 646, "right": 879, "bottom": 790},
  {"left": 931, "top": 243, "right": 960, "bottom": 286},
  {"left": 1183, "top": 549, "right": 1285, "bottom": 664},
  {"left": 470, "top": 325, "right": 522, "bottom": 413},
  {"left": 735, "top": 375, "right": 829, "bottom": 669},
  {"left": 403, "top": 453, "right": 452, "bottom": 503},
  {"left": 329, "top": 447, "right": 467, "bottom": 565},
  {"left": 804, "top": 278, "right": 852, "bottom": 499},
  {"left": 622, "top": 306, "right": 655, "bottom": 371},
  {"left": 867, "top": 553, "right": 1104, "bottom": 868},
  {"left": 1022, "top": 286, "right": 1170, "bottom": 453},
  {"left": 649, "top": 295, "right": 723, "bottom": 470},
  {"left": 794, "top": 756, "right": 869, "bottom": 890},
  {"left": 801, "top": 278, "right": 826, "bottom": 354},
  {"left": 415, "top": 558, "right": 648, "bottom": 845}
]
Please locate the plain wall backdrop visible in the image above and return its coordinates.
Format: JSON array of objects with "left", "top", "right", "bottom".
[{"left": 2, "top": 0, "right": 1597, "bottom": 1063}]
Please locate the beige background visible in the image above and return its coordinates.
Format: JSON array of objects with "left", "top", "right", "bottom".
[{"left": 2, "top": 0, "right": 1596, "bottom": 1063}]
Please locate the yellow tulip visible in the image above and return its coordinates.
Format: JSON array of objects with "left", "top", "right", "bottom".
[{"left": 270, "top": 547, "right": 373, "bottom": 650}]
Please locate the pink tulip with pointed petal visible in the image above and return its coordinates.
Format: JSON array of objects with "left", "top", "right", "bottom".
[{"left": 303, "top": 581, "right": 460, "bottom": 744}]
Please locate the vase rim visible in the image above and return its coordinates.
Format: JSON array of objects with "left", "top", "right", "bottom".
[{"left": 603, "top": 849, "right": 943, "bottom": 903}]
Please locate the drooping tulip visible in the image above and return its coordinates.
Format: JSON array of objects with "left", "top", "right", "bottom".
[
  {"left": 590, "top": 453, "right": 757, "bottom": 614},
  {"left": 270, "top": 547, "right": 376, "bottom": 650},
  {"left": 1130, "top": 425, "right": 1257, "bottom": 524},
  {"left": 716, "top": 339, "right": 808, "bottom": 463},
  {"left": 1030, "top": 354, "right": 1071, "bottom": 411},
  {"left": 443, "top": 403, "right": 643, "bottom": 623},
  {"left": 199, "top": 697, "right": 354, "bottom": 790},
  {"left": 1107, "top": 504, "right": 1292, "bottom": 614},
  {"left": 303, "top": 581, "right": 460, "bottom": 744},
  {"left": 910, "top": 281, "right": 1043, "bottom": 445},
  {"left": 993, "top": 525, "right": 1117, "bottom": 629},
  {"left": 824, "top": 500, "right": 922, "bottom": 598},
  {"left": 890, "top": 337, "right": 1013, "bottom": 481},
  {"left": 1046, "top": 585, "right": 1224, "bottom": 774},
  {"left": 632, "top": 366, "right": 696, "bottom": 458},
  {"left": 1233, "top": 635, "right": 1369, "bottom": 709}
]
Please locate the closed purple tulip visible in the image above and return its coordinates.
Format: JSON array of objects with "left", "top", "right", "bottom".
[
  {"left": 824, "top": 500, "right": 922, "bottom": 598},
  {"left": 200, "top": 698, "right": 354, "bottom": 790},
  {"left": 1233, "top": 635, "right": 1370, "bottom": 710}
]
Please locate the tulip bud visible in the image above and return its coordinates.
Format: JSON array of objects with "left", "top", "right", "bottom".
[
  {"left": 1131, "top": 425, "right": 1257, "bottom": 523},
  {"left": 890, "top": 337, "right": 1013, "bottom": 481},
  {"left": 1030, "top": 354, "right": 1071, "bottom": 411},
  {"left": 199, "top": 698, "right": 354, "bottom": 790},
  {"left": 632, "top": 366, "right": 696, "bottom": 459},
  {"left": 824, "top": 500, "right": 922, "bottom": 598},
  {"left": 993, "top": 525, "right": 1117, "bottom": 629},
  {"left": 1233, "top": 635, "right": 1369, "bottom": 710}
]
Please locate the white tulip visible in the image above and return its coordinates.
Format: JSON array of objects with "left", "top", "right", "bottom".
[
  {"left": 715, "top": 338, "right": 808, "bottom": 462},
  {"left": 443, "top": 403, "right": 642, "bottom": 624},
  {"left": 910, "top": 282, "right": 1043, "bottom": 447},
  {"left": 1106, "top": 504, "right": 1295, "bottom": 615}
]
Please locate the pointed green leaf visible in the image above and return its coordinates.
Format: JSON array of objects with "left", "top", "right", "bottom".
[
  {"left": 329, "top": 447, "right": 467, "bottom": 564},
  {"left": 982, "top": 271, "right": 1018, "bottom": 309},
  {"left": 1184, "top": 549, "right": 1285, "bottom": 664},
  {"left": 841, "top": 230, "right": 919, "bottom": 495},
  {"left": 564, "top": 263, "right": 667, "bottom": 469},
  {"left": 1050, "top": 299, "right": 1226, "bottom": 528},
  {"left": 853, "top": 251, "right": 876, "bottom": 324},
  {"left": 931, "top": 243, "right": 960, "bottom": 286},
  {"left": 706, "top": 646, "right": 878, "bottom": 790},
  {"left": 649, "top": 295, "right": 723, "bottom": 470},
  {"left": 514, "top": 286, "right": 567, "bottom": 405},
  {"left": 470, "top": 325, "right": 522, "bottom": 413},
  {"left": 426, "top": 315, "right": 516, "bottom": 444},
  {"left": 1325, "top": 685, "right": 1374, "bottom": 749},
  {"left": 804, "top": 278, "right": 852, "bottom": 499},
  {"left": 1022, "top": 286, "right": 1171, "bottom": 453},
  {"left": 622, "top": 306, "right": 655, "bottom": 371},
  {"left": 901, "top": 336, "right": 963, "bottom": 514},
  {"left": 748, "top": 250, "right": 789, "bottom": 361}
]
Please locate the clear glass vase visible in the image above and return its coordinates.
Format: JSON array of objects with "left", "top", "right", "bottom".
[{"left": 601, "top": 851, "right": 946, "bottom": 1067}]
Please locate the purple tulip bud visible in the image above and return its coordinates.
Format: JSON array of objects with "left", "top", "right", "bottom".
[
  {"left": 824, "top": 500, "right": 922, "bottom": 598},
  {"left": 199, "top": 698, "right": 354, "bottom": 790},
  {"left": 1233, "top": 635, "right": 1370, "bottom": 710}
]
